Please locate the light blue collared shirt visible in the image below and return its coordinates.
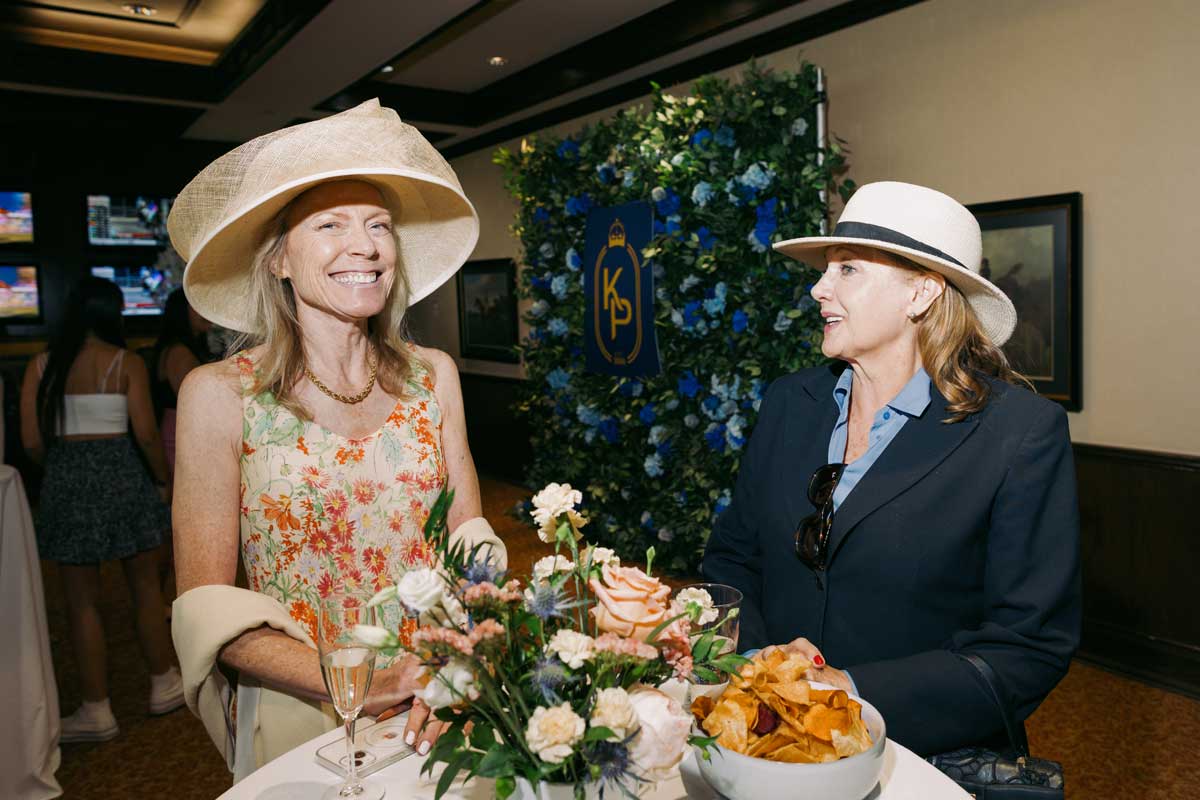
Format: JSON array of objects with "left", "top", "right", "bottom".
[{"left": 827, "top": 367, "right": 932, "bottom": 510}]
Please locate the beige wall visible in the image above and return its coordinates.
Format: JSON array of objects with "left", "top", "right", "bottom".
[{"left": 411, "top": 0, "right": 1200, "bottom": 455}]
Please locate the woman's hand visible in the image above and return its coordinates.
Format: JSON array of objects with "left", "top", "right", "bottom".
[
  {"left": 762, "top": 636, "right": 856, "bottom": 695},
  {"left": 363, "top": 656, "right": 450, "bottom": 755}
]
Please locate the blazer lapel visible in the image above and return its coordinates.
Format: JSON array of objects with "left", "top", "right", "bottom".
[
  {"left": 825, "top": 385, "right": 980, "bottom": 564},
  {"left": 780, "top": 367, "right": 843, "bottom": 526}
]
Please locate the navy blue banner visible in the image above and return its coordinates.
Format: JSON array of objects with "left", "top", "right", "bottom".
[{"left": 583, "top": 201, "right": 661, "bottom": 377}]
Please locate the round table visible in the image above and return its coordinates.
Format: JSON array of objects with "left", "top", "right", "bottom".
[{"left": 219, "top": 724, "right": 968, "bottom": 800}]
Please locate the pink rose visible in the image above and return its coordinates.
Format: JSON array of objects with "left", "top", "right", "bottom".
[
  {"left": 627, "top": 685, "right": 692, "bottom": 782},
  {"left": 589, "top": 564, "right": 672, "bottom": 641},
  {"left": 657, "top": 617, "right": 694, "bottom": 680}
]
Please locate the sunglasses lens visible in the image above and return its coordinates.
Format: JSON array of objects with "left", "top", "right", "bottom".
[
  {"left": 795, "top": 514, "right": 825, "bottom": 565},
  {"left": 808, "top": 464, "right": 844, "bottom": 506}
]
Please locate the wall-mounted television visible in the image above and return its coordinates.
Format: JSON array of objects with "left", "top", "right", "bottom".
[
  {"left": 0, "top": 264, "right": 41, "bottom": 321},
  {"left": 0, "top": 191, "right": 34, "bottom": 245},
  {"left": 91, "top": 265, "right": 175, "bottom": 316},
  {"left": 87, "top": 194, "right": 171, "bottom": 246}
]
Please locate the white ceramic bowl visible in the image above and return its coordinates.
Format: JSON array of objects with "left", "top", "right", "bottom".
[{"left": 693, "top": 681, "right": 887, "bottom": 800}]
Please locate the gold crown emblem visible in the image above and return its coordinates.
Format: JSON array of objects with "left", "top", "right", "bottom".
[{"left": 607, "top": 219, "right": 626, "bottom": 248}]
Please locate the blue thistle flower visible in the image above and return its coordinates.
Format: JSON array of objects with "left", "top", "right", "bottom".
[
  {"left": 524, "top": 583, "right": 571, "bottom": 622},
  {"left": 530, "top": 656, "right": 572, "bottom": 704}
]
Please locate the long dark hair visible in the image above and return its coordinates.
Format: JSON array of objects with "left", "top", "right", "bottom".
[
  {"left": 152, "top": 288, "right": 210, "bottom": 375},
  {"left": 37, "top": 276, "right": 126, "bottom": 444}
]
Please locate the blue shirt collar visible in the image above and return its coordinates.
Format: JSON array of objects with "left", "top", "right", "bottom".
[{"left": 833, "top": 366, "right": 932, "bottom": 418}]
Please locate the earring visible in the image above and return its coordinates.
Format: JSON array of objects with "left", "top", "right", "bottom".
[{"left": 907, "top": 311, "right": 917, "bottom": 320}]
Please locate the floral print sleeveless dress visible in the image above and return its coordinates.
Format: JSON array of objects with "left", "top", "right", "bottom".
[{"left": 235, "top": 351, "right": 445, "bottom": 642}]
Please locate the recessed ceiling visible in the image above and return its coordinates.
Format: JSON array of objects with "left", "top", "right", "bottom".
[
  {"left": 0, "top": 0, "right": 926, "bottom": 153},
  {"left": 0, "top": 0, "right": 267, "bottom": 65}
]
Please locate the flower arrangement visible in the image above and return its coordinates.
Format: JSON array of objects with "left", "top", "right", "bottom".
[
  {"left": 494, "top": 61, "right": 853, "bottom": 573},
  {"left": 355, "top": 486, "right": 745, "bottom": 799}
]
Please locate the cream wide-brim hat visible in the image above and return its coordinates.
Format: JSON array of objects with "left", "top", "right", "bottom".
[
  {"left": 773, "top": 181, "right": 1016, "bottom": 346},
  {"left": 168, "top": 99, "right": 479, "bottom": 334}
]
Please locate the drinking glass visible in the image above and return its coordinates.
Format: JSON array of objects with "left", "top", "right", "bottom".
[
  {"left": 686, "top": 582, "right": 744, "bottom": 655},
  {"left": 318, "top": 592, "right": 385, "bottom": 800}
]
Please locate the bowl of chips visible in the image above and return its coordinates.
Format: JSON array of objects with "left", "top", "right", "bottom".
[{"left": 690, "top": 650, "right": 886, "bottom": 800}]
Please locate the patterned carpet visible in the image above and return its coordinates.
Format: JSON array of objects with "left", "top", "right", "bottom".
[{"left": 42, "top": 477, "right": 1198, "bottom": 799}]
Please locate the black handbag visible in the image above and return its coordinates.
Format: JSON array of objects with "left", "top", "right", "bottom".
[{"left": 926, "top": 653, "right": 1065, "bottom": 799}]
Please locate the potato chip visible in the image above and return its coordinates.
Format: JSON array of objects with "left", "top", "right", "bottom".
[{"left": 702, "top": 700, "right": 749, "bottom": 751}]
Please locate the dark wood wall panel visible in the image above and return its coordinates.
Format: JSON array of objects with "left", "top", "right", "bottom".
[
  {"left": 1073, "top": 444, "right": 1200, "bottom": 697},
  {"left": 459, "top": 372, "right": 532, "bottom": 486}
]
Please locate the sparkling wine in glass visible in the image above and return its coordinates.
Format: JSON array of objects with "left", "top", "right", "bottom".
[{"left": 318, "top": 593, "right": 385, "bottom": 800}]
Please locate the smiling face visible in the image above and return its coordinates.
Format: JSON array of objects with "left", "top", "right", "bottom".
[
  {"left": 276, "top": 180, "right": 397, "bottom": 323},
  {"left": 809, "top": 245, "right": 943, "bottom": 364}
]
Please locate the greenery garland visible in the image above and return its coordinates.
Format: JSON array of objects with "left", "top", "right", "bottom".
[{"left": 495, "top": 61, "right": 853, "bottom": 574}]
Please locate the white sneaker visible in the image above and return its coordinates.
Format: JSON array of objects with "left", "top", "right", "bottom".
[
  {"left": 61, "top": 702, "right": 119, "bottom": 743},
  {"left": 149, "top": 667, "right": 185, "bottom": 715}
]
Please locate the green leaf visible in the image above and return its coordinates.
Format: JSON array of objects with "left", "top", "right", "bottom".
[
  {"left": 435, "top": 752, "right": 471, "bottom": 800},
  {"left": 377, "top": 430, "right": 405, "bottom": 467},
  {"left": 470, "top": 723, "right": 496, "bottom": 752},
  {"left": 495, "top": 776, "right": 517, "bottom": 800},
  {"left": 583, "top": 726, "right": 615, "bottom": 743},
  {"left": 475, "top": 746, "right": 514, "bottom": 778}
]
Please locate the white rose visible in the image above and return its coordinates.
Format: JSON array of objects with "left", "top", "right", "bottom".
[
  {"left": 626, "top": 685, "right": 692, "bottom": 782},
  {"left": 414, "top": 659, "right": 479, "bottom": 711},
  {"left": 525, "top": 703, "right": 585, "bottom": 765},
  {"left": 583, "top": 546, "right": 619, "bottom": 569},
  {"left": 545, "top": 629, "right": 595, "bottom": 669},
  {"left": 395, "top": 567, "right": 443, "bottom": 614},
  {"left": 673, "top": 587, "right": 718, "bottom": 627},
  {"left": 351, "top": 624, "right": 397, "bottom": 650},
  {"left": 533, "top": 555, "right": 575, "bottom": 582},
  {"left": 589, "top": 687, "right": 638, "bottom": 741}
]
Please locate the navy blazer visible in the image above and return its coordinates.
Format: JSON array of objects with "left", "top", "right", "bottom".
[{"left": 702, "top": 364, "right": 1081, "bottom": 756}]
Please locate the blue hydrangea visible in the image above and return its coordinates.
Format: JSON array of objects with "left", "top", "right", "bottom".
[
  {"left": 748, "top": 229, "right": 768, "bottom": 253},
  {"left": 653, "top": 188, "right": 681, "bottom": 217},
  {"left": 533, "top": 207, "right": 550, "bottom": 225},
  {"left": 664, "top": 397, "right": 679, "bottom": 411},
  {"left": 617, "top": 380, "right": 643, "bottom": 398},
  {"left": 656, "top": 440, "right": 672, "bottom": 457},
  {"left": 622, "top": 169, "right": 636, "bottom": 188},
  {"left": 648, "top": 425, "right": 668, "bottom": 445},
  {"left": 726, "top": 414, "right": 747, "bottom": 450},
  {"left": 530, "top": 273, "right": 551, "bottom": 290},
  {"left": 598, "top": 418, "right": 619, "bottom": 444},
  {"left": 546, "top": 368, "right": 571, "bottom": 391},
  {"left": 677, "top": 371, "right": 701, "bottom": 398},
  {"left": 791, "top": 117, "right": 809, "bottom": 137},
  {"left": 773, "top": 310, "right": 794, "bottom": 332},
  {"left": 547, "top": 318, "right": 568, "bottom": 337},
  {"left": 639, "top": 404, "right": 656, "bottom": 426},
  {"left": 715, "top": 488, "right": 733, "bottom": 516},
  {"left": 739, "top": 162, "right": 776, "bottom": 191},
  {"left": 556, "top": 139, "right": 580, "bottom": 160},
  {"left": 539, "top": 241, "right": 555, "bottom": 260},
  {"left": 653, "top": 215, "right": 682, "bottom": 238},
  {"left": 640, "top": 511, "right": 654, "bottom": 529},
  {"left": 565, "top": 247, "right": 581, "bottom": 272},
  {"left": 670, "top": 309, "right": 684, "bottom": 328},
  {"left": 643, "top": 453, "right": 663, "bottom": 478},
  {"left": 595, "top": 163, "right": 616, "bottom": 184},
  {"left": 691, "top": 128, "right": 713, "bottom": 148},
  {"left": 565, "top": 193, "right": 593, "bottom": 216},
  {"left": 679, "top": 274, "right": 700, "bottom": 293},
  {"left": 750, "top": 197, "right": 779, "bottom": 251},
  {"left": 670, "top": 152, "right": 686, "bottom": 167},
  {"left": 705, "top": 422, "right": 727, "bottom": 453},
  {"left": 550, "top": 274, "right": 569, "bottom": 300},
  {"left": 725, "top": 178, "right": 756, "bottom": 207},
  {"left": 703, "top": 282, "right": 727, "bottom": 316},
  {"left": 732, "top": 309, "right": 749, "bottom": 333},
  {"left": 681, "top": 300, "right": 703, "bottom": 328},
  {"left": 691, "top": 181, "right": 714, "bottom": 207},
  {"left": 657, "top": 527, "right": 674, "bottom": 542},
  {"left": 577, "top": 403, "right": 602, "bottom": 427},
  {"left": 530, "top": 299, "right": 549, "bottom": 318},
  {"left": 696, "top": 226, "right": 716, "bottom": 252},
  {"left": 684, "top": 414, "right": 700, "bottom": 429},
  {"left": 714, "top": 125, "right": 736, "bottom": 147}
]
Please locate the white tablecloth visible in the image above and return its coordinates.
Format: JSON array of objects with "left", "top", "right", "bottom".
[
  {"left": 0, "top": 465, "right": 62, "bottom": 799},
  {"left": 220, "top": 724, "right": 968, "bottom": 800}
]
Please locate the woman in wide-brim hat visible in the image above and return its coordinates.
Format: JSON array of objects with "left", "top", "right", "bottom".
[
  {"left": 169, "top": 99, "right": 507, "bottom": 780},
  {"left": 703, "top": 181, "right": 1081, "bottom": 756}
]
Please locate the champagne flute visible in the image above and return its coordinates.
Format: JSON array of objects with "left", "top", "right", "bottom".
[{"left": 318, "top": 592, "right": 385, "bottom": 800}]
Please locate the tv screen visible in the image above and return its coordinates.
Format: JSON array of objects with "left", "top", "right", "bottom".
[
  {"left": 0, "top": 265, "right": 40, "bottom": 320},
  {"left": 87, "top": 194, "right": 171, "bottom": 246},
  {"left": 0, "top": 191, "right": 34, "bottom": 245},
  {"left": 91, "top": 265, "right": 175, "bottom": 316}
]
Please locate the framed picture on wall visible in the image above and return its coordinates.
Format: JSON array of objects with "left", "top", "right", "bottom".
[
  {"left": 968, "top": 192, "right": 1082, "bottom": 411},
  {"left": 456, "top": 258, "right": 519, "bottom": 363}
]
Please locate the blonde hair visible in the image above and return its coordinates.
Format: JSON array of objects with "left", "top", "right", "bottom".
[{"left": 233, "top": 205, "right": 420, "bottom": 421}]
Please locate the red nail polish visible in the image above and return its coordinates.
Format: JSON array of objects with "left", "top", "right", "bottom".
[{"left": 813, "top": 654, "right": 825, "bottom": 667}]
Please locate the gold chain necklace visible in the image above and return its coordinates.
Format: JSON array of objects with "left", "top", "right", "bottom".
[{"left": 304, "top": 355, "right": 377, "bottom": 405}]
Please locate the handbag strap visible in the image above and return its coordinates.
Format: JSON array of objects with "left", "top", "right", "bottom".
[{"left": 960, "top": 652, "right": 1030, "bottom": 758}]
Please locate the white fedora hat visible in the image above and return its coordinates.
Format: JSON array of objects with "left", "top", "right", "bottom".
[
  {"left": 773, "top": 181, "right": 1016, "bottom": 345},
  {"left": 168, "top": 99, "right": 478, "bottom": 334}
]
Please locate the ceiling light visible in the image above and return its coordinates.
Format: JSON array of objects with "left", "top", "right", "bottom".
[
  {"left": 488, "top": 56, "right": 507, "bottom": 67},
  {"left": 380, "top": 65, "right": 395, "bottom": 74},
  {"left": 122, "top": 3, "right": 158, "bottom": 15}
]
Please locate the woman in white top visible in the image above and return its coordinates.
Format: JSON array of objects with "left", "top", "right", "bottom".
[{"left": 19, "top": 276, "right": 183, "bottom": 743}]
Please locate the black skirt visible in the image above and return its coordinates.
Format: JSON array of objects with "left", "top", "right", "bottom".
[{"left": 36, "top": 437, "right": 169, "bottom": 565}]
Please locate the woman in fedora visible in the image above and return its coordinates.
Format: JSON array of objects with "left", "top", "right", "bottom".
[
  {"left": 703, "top": 182, "right": 1080, "bottom": 756},
  {"left": 168, "top": 100, "right": 505, "bottom": 780}
]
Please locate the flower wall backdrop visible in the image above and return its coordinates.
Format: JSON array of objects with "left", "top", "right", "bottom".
[{"left": 494, "top": 62, "right": 853, "bottom": 574}]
